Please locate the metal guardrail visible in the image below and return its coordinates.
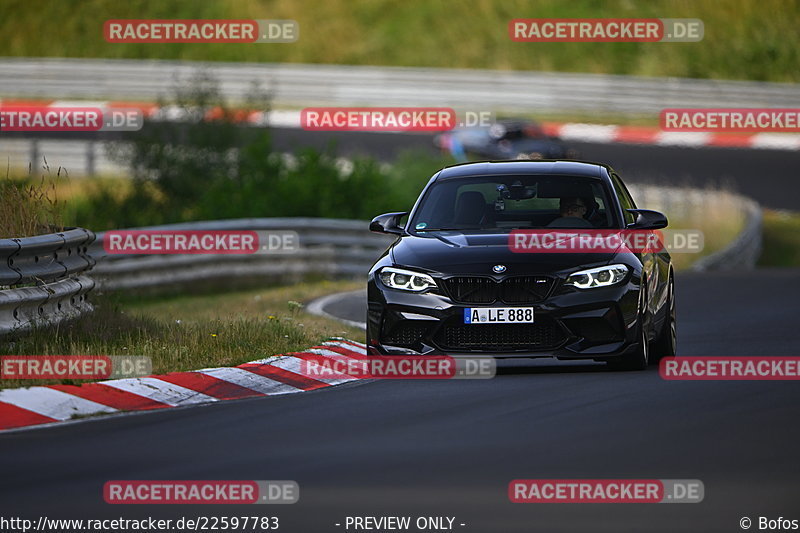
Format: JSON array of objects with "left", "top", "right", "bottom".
[
  {"left": 0, "top": 228, "right": 96, "bottom": 335},
  {"left": 90, "top": 186, "right": 762, "bottom": 292},
  {"left": 0, "top": 138, "right": 121, "bottom": 176},
  {"left": 90, "top": 218, "right": 395, "bottom": 291},
  {"left": 628, "top": 184, "right": 763, "bottom": 271},
  {"left": 0, "top": 185, "right": 761, "bottom": 335},
  {"left": 691, "top": 198, "right": 763, "bottom": 271},
  {"left": 1, "top": 58, "right": 798, "bottom": 115}
]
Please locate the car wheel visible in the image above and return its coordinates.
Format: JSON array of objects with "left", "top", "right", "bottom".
[
  {"left": 650, "top": 274, "right": 676, "bottom": 362},
  {"left": 609, "top": 283, "right": 649, "bottom": 371}
]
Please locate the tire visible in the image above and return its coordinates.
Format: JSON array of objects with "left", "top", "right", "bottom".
[
  {"left": 608, "top": 282, "right": 649, "bottom": 371},
  {"left": 650, "top": 274, "right": 676, "bottom": 363}
]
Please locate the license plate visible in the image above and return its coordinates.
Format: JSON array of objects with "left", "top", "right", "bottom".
[{"left": 464, "top": 307, "right": 534, "bottom": 324}]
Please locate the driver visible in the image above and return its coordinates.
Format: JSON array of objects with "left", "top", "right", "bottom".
[{"left": 546, "top": 197, "right": 594, "bottom": 228}]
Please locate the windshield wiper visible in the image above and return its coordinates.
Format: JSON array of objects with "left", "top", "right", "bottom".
[
  {"left": 416, "top": 227, "right": 474, "bottom": 232},
  {"left": 417, "top": 227, "right": 521, "bottom": 232}
]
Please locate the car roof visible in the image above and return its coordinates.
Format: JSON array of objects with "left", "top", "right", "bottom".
[
  {"left": 494, "top": 119, "right": 537, "bottom": 129},
  {"left": 435, "top": 160, "right": 611, "bottom": 181}
]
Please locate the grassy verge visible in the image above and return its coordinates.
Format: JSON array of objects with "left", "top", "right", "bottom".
[
  {"left": 1, "top": 0, "right": 798, "bottom": 83},
  {"left": 0, "top": 280, "right": 364, "bottom": 389},
  {"left": 758, "top": 210, "right": 800, "bottom": 267},
  {"left": 0, "top": 167, "right": 65, "bottom": 238}
]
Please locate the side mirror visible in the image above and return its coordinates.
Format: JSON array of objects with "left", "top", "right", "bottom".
[
  {"left": 369, "top": 212, "right": 408, "bottom": 235},
  {"left": 626, "top": 209, "right": 668, "bottom": 230}
]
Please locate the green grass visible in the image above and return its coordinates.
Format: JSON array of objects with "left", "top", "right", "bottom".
[
  {"left": 0, "top": 166, "right": 65, "bottom": 238},
  {"left": 0, "top": 279, "right": 364, "bottom": 389},
  {"left": 758, "top": 210, "right": 800, "bottom": 267},
  {"left": 1, "top": 0, "right": 798, "bottom": 82}
]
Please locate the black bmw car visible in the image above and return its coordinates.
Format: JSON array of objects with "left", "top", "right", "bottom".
[{"left": 367, "top": 160, "right": 676, "bottom": 370}]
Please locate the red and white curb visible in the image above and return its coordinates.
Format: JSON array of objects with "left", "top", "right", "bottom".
[
  {"left": 3, "top": 99, "right": 800, "bottom": 151},
  {"left": 540, "top": 122, "right": 800, "bottom": 150},
  {"left": 0, "top": 339, "right": 366, "bottom": 432}
]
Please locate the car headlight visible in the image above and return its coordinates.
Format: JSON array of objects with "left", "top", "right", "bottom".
[
  {"left": 564, "top": 264, "right": 629, "bottom": 289},
  {"left": 378, "top": 267, "right": 437, "bottom": 292}
]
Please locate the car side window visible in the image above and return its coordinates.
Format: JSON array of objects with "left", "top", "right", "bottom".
[{"left": 611, "top": 173, "right": 636, "bottom": 226}]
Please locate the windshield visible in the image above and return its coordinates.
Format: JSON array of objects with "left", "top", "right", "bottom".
[{"left": 409, "top": 174, "right": 617, "bottom": 233}]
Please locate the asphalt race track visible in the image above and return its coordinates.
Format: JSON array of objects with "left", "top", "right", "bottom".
[
  {"left": 270, "top": 128, "right": 800, "bottom": 211},
  {"left": 10, "top": 126, "right": 800, "bottom": 209},
  {"left": 1, "top": 268, "right": 799, "bottom": 532},
  {"left": 1, "top": 126, "right": 799, "bottom": 531}
]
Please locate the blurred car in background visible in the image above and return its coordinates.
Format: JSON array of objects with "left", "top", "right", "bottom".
[{"left": 434, "top": 119, "right": 579, "bottom": 162}]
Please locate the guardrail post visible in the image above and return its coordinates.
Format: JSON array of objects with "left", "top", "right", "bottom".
[
  {"left": 30, "top": 139, "right": 39, "bottom": 170},
  {"left": 86, "top": 140, "right": 96, "bottom": 176}
]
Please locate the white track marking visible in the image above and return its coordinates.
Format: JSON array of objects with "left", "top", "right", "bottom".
[
  {"left": 750, "top": 133, "right": 800, "bottom": 150},
  {"left": 324, "top": 340, "right": 368, "bottom": 354},
  {"left": 655, "top": 132, "right": 711, "bottom": 146},
  {"left": 101, "top": 377, "right": 217, "bottom": 406},
  {"left": 249, "top": 355, "right": 359, "bottom": 385},
  {"left": 199, "top": 367, "right": 303, "bottom": 395},
  {"left": 558, "top": 124, "right": 618, "bottom": 142},
  {"left": 0, "top": 387, "right": 116, "bottom": 420}
]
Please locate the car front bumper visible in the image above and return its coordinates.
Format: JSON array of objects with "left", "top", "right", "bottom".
[{"left": 367, "top": 278, "right": 642, "bottom": 360}]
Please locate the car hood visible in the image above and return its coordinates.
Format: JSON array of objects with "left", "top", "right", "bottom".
[{"left": 391, "top": 233, "right": 619, "bottom": 275}]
